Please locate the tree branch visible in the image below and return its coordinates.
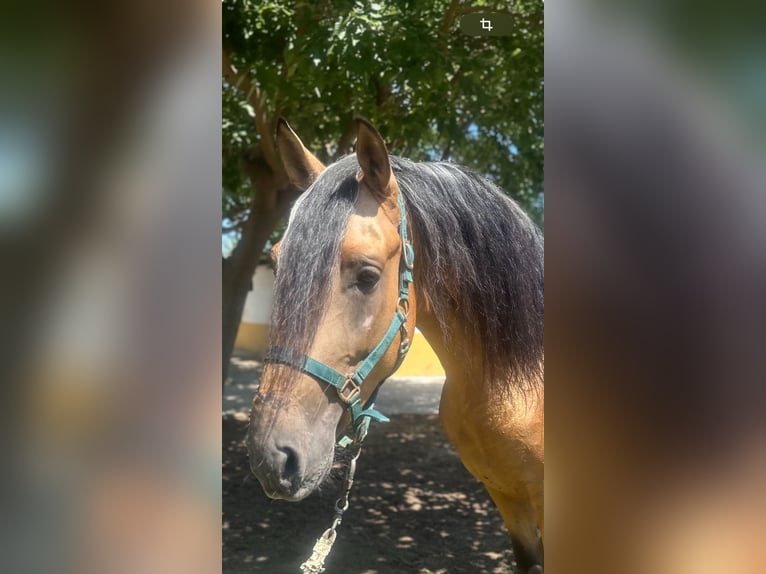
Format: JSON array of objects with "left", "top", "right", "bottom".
[
  {"left": 333, "top": 121, "right": 356, "bottom": 161},
  {"left": 450, "top": 66, "right": 464, "bottom": 87},
  {"left": 458, "top": 6, "right": 488, "bottom": 15},
  {"left": 222, "top": 48, "right": 282, "bottom": 178},
  {"left": 222, "top": 220, "right": 244, "bottom": 234},
  {"left": 441, "top": 140, "right": 453, "bottom": 161},
  {"left": 440, "top": 0, "right": 460, "bottom": 37}
]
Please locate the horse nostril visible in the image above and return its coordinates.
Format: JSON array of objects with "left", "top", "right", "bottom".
[{"left": 277, "top": 445, "right": 301, "bottom": 481}]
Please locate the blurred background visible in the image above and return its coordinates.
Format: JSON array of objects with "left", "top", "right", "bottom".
[
  {"left": 546, "top": 1, "right": 766, "bottom": 573},
  {"left": 0, "top": 0, "right": 221, "bottom": 572}
]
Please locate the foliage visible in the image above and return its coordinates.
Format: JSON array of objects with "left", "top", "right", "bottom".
[{"left": 223, "top": 0, "right": 544, "bottom": 247}]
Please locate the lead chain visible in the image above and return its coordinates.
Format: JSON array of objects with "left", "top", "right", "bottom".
[{"left": 299, "top": 438, "right": 364, "bottom": 573}]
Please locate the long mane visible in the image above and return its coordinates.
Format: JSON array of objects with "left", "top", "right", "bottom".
[
  {"left": 267, "top": 154, "right": 543, "bottom": 389},
  {"left": 393, "top": 158, "right": 544, "bottom": 385}
]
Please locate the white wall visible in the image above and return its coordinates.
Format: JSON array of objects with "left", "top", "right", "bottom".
[{"left": 240, "top": 264, "right": 275, "bottom": 324}]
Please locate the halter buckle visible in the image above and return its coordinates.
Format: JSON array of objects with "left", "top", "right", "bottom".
[
  {"left": 403, "top": 241, "right": 415, "bottom": 270},
  {"left": 338, "top": 377, "right": 360, "bottom": 404}
]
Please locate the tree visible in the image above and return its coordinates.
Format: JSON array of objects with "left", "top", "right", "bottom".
[{"left": 222, "top": 0, "right": 544, "bottom": 382}]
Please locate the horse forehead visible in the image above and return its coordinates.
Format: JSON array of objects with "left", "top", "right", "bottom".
[{"left": 341, "top": 213, "right": 398, "bottom": 258}]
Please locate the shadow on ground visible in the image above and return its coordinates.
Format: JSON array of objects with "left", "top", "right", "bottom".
[{"left": 224, "top": 414, "right": 518, "bottom": 574}]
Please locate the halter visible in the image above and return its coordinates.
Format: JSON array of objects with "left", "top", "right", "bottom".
[{"left": 265, "top": 192, "right": 414, "bottom": 446}]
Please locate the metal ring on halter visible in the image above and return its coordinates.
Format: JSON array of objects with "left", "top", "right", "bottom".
[
  {"left": 399, "top": 328, "right": 411, "bottom": 354},
  {"left": 397, "top": 297, "right": 410, "bottom": 318}
]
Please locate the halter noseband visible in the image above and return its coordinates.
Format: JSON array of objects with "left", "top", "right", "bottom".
[{"left": 265, "top": 192, "right": 414, "bottom": 445}]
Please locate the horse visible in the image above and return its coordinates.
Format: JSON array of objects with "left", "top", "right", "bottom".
[{"left": 248, "top": 117, "right": 544, "bottom": 573}]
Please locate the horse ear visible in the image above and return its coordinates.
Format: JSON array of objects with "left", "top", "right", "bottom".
[
  {"left": 276, "top": 118, "right": 325, "bottom": 190},
  {"left": 355, "top": 117, "right": 393, "bottom": 198}
]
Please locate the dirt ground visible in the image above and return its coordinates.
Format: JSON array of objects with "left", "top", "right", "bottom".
[{"left": 223, "top": 413, "right": 519, "bottom": 574}]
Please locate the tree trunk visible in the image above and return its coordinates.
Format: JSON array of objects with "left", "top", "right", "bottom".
[{"left": 221, "top": 150, "right": 299, "bottom": 384}]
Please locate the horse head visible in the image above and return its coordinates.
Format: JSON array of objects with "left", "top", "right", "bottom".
[{"left": 248, "top": 118, "right": 416, "bottom": 500}]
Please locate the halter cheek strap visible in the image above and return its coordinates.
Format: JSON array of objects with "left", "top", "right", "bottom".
[{"left": 265, "top": 192, "right": 414, "bottom": 446}]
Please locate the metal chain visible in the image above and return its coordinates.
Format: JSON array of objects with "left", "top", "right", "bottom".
[{"left": 299, "top": 437, "right": 364, "bottom": 574}]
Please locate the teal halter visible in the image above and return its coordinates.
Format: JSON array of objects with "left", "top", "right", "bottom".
[{"left": 265, "top": 192, "right": 414, "bottom": 446}]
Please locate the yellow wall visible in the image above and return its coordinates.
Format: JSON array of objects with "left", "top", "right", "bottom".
[
  {"left": 394, "top": 330, "right": 445, "bottom": 377},
  {"left": 234, "top": 324, "right": 444, "bottom": 377},
  {"left": 234, "top": 322, "right": 270, "bottom": 357}
]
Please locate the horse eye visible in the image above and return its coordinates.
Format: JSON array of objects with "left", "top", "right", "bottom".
[{"left": 356, "top": 269, "right": 380, "bottom": 293}]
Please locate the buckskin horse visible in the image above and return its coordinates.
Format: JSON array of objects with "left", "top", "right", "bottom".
[{"left": 248, "top": 118, "right": 544, "bottom": 573}]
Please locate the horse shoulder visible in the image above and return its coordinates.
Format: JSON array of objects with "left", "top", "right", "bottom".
[{"left": 439, "top": 374, "right": 544, "bottom": 490}]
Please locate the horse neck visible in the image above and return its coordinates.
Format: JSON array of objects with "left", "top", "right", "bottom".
[
  {"left": 413, "top": 285, "right": 488, "bottom": 383},
  {"left": 413, "top": 284, "right": 543, "bottom": 395}
]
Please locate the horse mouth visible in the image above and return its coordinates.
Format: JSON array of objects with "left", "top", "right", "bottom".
[
  {"left": 262, "top": 483, "right": 314, "bottom": 502},
  {"left": 252, "top": 464, "right": 328, "bottom": 502}
]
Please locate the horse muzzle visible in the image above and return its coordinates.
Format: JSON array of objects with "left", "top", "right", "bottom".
[
  {"left": 248, "top": 437, "right": 310, "bottom": 501},
  {"left": 247, "top": 396, "right": 337, "bottom": 501}
]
